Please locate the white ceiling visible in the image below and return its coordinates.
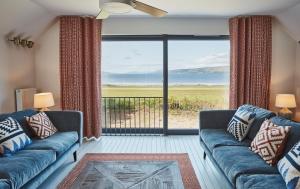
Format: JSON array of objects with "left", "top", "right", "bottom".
[
  {"left": 276, "top": 3, "right": 300, "bottom": 41},
  {"left": 0, "top": 0, "right": 55, "bottom": 39},
  {"left": 1, "top": 0, "right": 300, "bottom": 40},
  {"left": 32, "top": 0, "right": 300, "bottom": 17}
]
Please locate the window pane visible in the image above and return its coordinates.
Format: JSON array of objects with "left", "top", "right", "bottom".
[
  {"left": 168, "top": 40, "right": 230, "bottom": 129},
  {"left": 102, "top": 41, "right": 163, "bottom": 133}
]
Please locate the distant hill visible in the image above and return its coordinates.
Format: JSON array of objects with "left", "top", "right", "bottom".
[{"left": 103, "top": 66, "right": 229, "bottom": 85}]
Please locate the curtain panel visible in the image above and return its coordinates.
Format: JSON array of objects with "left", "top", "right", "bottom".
[
  {"left": 60, "top": 16, "right": 102, "bottom": 139},
  {"left": 229, "top": 16, "right": 272, "bottom": 109}
]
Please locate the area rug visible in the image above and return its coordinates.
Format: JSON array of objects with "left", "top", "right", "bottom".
[{"left": 58, "top": 153, "right": 201, "bottom": 189}]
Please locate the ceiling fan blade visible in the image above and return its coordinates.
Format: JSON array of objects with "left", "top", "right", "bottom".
[
  {"left": 96, "top": 8, "right": 110, "bottom": 19},
  {"left": 130, "top": 0, "right": 167, "bottom": 17}
]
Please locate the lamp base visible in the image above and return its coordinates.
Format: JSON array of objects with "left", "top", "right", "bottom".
[
  {"left": 39, "top": 107, "right": 50, "bottom": 112},
  {"left": 278, "top": 107, "right": 293, "bottom": 120}
]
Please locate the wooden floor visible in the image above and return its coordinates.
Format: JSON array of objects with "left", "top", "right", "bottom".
[{"left": 39, "top": 135, "right": 212, "bottom": 189}]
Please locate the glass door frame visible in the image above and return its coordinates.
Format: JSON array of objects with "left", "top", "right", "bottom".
[{"left": 102, "top": 35, "right": 229, "bottom": 135}]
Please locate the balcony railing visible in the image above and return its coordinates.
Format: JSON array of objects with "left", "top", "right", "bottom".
[{"left": 102, "top": 97, "right": 163, "bottom": 135}]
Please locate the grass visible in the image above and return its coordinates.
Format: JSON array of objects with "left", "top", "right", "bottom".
[
  {"left": 102, "top": 85, "right": 229, "bottom": 129},
  {"left": 102, "top": 85, "right": 229, "bottom": 110}
]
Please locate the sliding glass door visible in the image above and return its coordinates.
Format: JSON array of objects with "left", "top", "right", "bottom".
[{"left": 101, "top": 35, "right": 229, "bottom": 135}]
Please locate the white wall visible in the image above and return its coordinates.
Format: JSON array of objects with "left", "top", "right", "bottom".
[
  {"left": 102, "top": 17, "right": 229, "bottom": 35},
  {"left": 295, "top": 44, "right": 300, "bottom": 120},
  {"left": 269, "top": 19, "right": 297, "bottom": 111},
  {"left": 34, "top": 19, "right": 61, "bottom": 110},
  {"left": 0, "top": 39, "right": 36, "bottom": 113},
  {"left": 0, "top": 0, "right": 55, "bottom": 113}
]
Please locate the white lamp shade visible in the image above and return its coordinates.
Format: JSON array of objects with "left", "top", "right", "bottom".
[
  {"left": 34, "top": 92, "right": 55, "bottom": 109},
  {"left": 275, "top": 94, "right": 296, "bottom": 108}
]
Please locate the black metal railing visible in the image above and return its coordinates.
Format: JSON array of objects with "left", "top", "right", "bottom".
[{"left": 102, "top": 97, "right": 163, "bottom": 135}]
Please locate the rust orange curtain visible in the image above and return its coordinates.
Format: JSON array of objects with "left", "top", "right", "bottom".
[
  {"left": 60, "top": 16, "right": 102, "bottom": 138},
  {"left": 229, "top": 16, "right": 272, "bottom": 109}
]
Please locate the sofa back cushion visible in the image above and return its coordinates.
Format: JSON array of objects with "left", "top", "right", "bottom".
[
  {"left": 245, "top": 105, "right": 276, "bottom": 140},
  {"left": 0, "top": 109, "right": 38, "bottom": 138},
  {"left": 271, "top": 116, "right": 300, "bottom": 156}
]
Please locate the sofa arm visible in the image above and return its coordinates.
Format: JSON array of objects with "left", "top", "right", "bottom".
[
  {"left": 45, "top": 111, "right": 83, "bottom": 144},
  {"left": 199, "top": 110, "right": 236, "bottom": 131}
]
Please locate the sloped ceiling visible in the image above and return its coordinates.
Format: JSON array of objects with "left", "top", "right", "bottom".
[
  {"left": 1, "top": 0, "right": 300, "bottom": 40},
  {"left": 276, "top": 3, "right": 300, "bottom": 41},
  {"left": 31, "top": 0, "right": 300, "bottom": 17},
  {"left": 0, "top": 0, "right": 55, "bottom": 39}
]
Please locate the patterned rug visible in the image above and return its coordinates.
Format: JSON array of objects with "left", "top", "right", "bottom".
[{"left": 58, "top": 153, "right": 201, "bottom": 189}]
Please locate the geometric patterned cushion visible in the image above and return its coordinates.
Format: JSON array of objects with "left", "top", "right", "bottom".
[
  {"left": 227, "top": 105, "right": 256, "bottom": 141},
  {"left": 250, "top": 119, "right": 291, "bottom": 166},
  {"left": 0, "top": 117, "right": 32, "bottom": 156},
  {"left": 26, "top": 112, "right": 57, "bottom": 139},
  {"left": 278, "top": 141, "right": 300, "bottom": 189}
]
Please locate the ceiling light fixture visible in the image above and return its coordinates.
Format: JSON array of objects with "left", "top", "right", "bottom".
[
  {"left": 96, "top": 0, "right": 167, "bottom": 19},
  {"left": 102, "top": 2, "right": 133, "bottom": 14}
]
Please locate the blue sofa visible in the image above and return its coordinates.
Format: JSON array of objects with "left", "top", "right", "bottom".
[
  {"left": 0, "top": 110, "right": 83, "bottom": 189},
  {"left": 199, "top": 105, "right": 300, "bottom": 189}
]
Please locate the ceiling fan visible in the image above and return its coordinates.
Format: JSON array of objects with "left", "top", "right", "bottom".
[{"left": 96, "top": 0, "right": 167, "bottom": 19}]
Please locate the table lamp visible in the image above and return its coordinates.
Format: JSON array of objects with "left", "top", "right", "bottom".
[
  {"left": 275, "top": 94, "right": 296, "bottom": 119},
  {"left": 34, "top": 92, "right": 55, "bottom": 111}
]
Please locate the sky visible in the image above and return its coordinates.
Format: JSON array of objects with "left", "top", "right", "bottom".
[{"left": 102, "top": 40, "right": 230, "bottom": 74}]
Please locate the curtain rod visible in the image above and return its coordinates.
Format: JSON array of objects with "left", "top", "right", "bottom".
[{"left": 59, "top": 15, "right": 95, "bottom": 18}]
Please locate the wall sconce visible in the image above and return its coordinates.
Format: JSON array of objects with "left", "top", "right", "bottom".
[{"left": 8, "top": 36, "right": 34, "bottom": 48}]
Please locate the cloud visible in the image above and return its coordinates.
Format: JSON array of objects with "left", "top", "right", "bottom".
[
  {"left": 169, "top": 52, "right": 229, "bottom": 70},
  {"left": 195, "top": 53, "right": 229, "bottom": 67},
  {"left": 133, "top": 50, "right": 142, "bottom": 56}
]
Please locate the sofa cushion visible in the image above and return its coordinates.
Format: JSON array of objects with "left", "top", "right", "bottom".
[
  {"left": 0, "top": 109, "right": 38, "bottom": 138},
  {"left": 271, "top": 116, "right": 300, "bottom": 156},
  {"left": 212, "top": 146, "right": 278, "bottom": 184},
  {"left": 0, "top": 149, "right": 56, "bottom": 189},
  {"left": 245, "top": 105, "right": 276, "bottom": 140},
  {"left": 26, "top": 112, "right": 57, "bottom": 139},
  {"left": 227, "top": 105, "right": 256, "bottom": 141},
  {"left": 200, "top": 129, "right": 251, "bottom": 152},
  {"left": 24, "top": 131, "right": 78, "bottom": 157},
  {"left": 278, "top": 141, "right": 300, "bottom": 189},
  {"left": 236, "top": 174, "right": 286, "bottom": 189},
  {"left": 0, "top": 117, "right": 32, "bottom": 156},
  {"left": 250, "top": 119, "right": 291, "bottom": 166}
]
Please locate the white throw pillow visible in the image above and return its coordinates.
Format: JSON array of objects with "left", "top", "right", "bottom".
[
  {"left": 278, "top": 141, "right": 300, "bottom": 189},
  {"left": 227, "top": 105, "right": 256, "bottom": 141}
]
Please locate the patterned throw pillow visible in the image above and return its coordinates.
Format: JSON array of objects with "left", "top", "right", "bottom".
[
  {"left": 250, "top": 119, "right": 291, "bottom": 166},
  {"left": 26, "top": 112, "right": 57, "bottom": 139},
  {"left": 227, "top": 106, "right": 256, "bottom": 141},
  {"left": 278, "top": 141, "right": 300, "bottom": 189},
  {"left": 0, "top": 117, "right": 32, "bottom": 156}
]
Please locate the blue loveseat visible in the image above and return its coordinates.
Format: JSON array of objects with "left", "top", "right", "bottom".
[
  {"left": 199, "top": 105, "right": 300, "bottom": 189},
  {"left": 0, "top": 110, "right": 83, "bottom": 189}
]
